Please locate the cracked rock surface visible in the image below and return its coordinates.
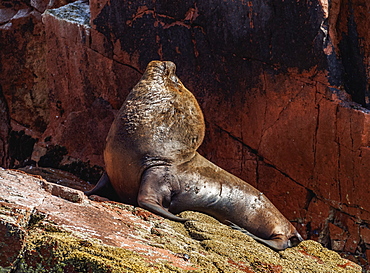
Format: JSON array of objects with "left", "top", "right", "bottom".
[
  {"left": 0, "top": 168, "right": 362, "bottom": 272},
  {"left": 1, "top": 0, "right": 370, "bottom": 270}
]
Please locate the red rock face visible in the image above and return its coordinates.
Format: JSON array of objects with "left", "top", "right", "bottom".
[
  {"left": 0, "top": 86, "right": 10, "bottom": 167},
  {"left": 0, "top": 0, "right": 76, "bottom": 169},
  {"left": 42, "top": 10, "right": 141, "bottom": 167},
  {"left": 1, "top": 0, "right": 370, "bottom": 268},
  {"left": 0, "top": 1, "right": 49, "bottom": 136}
]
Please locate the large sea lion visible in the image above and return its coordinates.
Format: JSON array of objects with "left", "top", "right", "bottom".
[{"left": 86, "top": 60, "right": 303, "bottom": 251}]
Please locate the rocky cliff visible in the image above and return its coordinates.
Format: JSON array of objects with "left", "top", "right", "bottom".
[
  {"left": 0, "top": 167, "right": 362, "bottom": 272},
  {"left": 1, "top": 0, "right": 370, "bottom": 270}
]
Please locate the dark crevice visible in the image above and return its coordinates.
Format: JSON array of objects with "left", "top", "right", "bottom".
[
  {"left": 61, "top": 161, "right": 104, "bottom": 184},
  {"left": 215, "top": 123, "right": 307, "bottom": 190},
  {"left": 303, "top": 189, "right": 316, "bottom": 210},
  {"left": 38, "top": 145, "right": 68, "bottom": 169},
  {"left": 27, "top": 208, "right": 46, "bottom": 229},
  {"left": 338, "top": 1, "right": 368, "bottom": 108},
  {"left": 335, "top": 104, "right": 342, "bottom": 202},
  {"left": 340, "top": 202, "right": 370, "bottom": 216},
  {"left": 215, "top": 124, "right": 261, "bottom": 160},
  {"left": 37, "top": 144, "right": 104, "bottom": 184},
  {"left": 0, "top": 84, "right": 10, "bottom": 168},
  {"left": 87, "top": 46, "right": 143, "bottom": 76},
  {"left": 112, "top": 57, "right": 143, "bottom": 76},
  {"left": 8, "top": 130, "right": 37, "bottom": 168}
]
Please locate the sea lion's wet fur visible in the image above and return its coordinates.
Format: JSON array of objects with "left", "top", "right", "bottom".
[{"left": 86, "top": 61, "right": 303, "bottom": 250}]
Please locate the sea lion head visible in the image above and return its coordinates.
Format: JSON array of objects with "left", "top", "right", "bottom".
[
  {"left": 141, "top": 60, "right": 177, "bottom": 86},
  {"left": 121, "top": 60, "right": 205, "bottom": 161},
  {"left": 287, "top": 229, "right": 304, "bottom": 248}
]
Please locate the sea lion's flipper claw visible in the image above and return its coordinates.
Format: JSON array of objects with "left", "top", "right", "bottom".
[
  {"left": 85, "top": 172, "right": 110, "bottom": 196},
  {"left": 138, "top": 201, "right": 188, "bottom": 222},
  {"left": 226, "top": 220, "right": 290, "bottom": 251},
  {"left": 138, "top": 166, "right": 186, "bottom": 223}
]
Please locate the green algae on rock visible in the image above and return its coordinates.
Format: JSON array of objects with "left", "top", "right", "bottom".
[
  {"left": 15, "top": 228, "right": 181, "bottom": 273},
  {"left": 154, "top": 211, "right": 362, "bottom": 273}
]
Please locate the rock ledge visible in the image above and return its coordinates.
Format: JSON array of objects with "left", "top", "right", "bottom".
[{"left": 0, "top": 168, "right": 361, "bottom": 272}]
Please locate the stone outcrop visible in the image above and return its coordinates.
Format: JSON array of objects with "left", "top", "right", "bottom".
[
  {"left": 0, "top": 0, "right": 75, "bottom": 168},
  {"left": 0, "top": 86, "right": 10, "bottom": 167},
  {"left": 1, "top": 0, "right": 370, "bottom": 270},
  {"left": 40, "top": 1, "right": 141, "bottom": 170},
  {"left": 0, "top": 167, "right": 362, "bottom": 272}
]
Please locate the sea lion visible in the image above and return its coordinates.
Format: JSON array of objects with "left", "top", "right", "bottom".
[{"left": 86, "top": 60, "right": 303, "bottom": 251}]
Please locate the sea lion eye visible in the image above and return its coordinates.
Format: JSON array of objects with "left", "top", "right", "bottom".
[{"left": 171, "top": 75, "right": 179, "bottom": 84}]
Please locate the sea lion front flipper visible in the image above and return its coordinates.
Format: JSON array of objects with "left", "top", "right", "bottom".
[
  {"left": 226, "top": 221, "right": 291, "bottom": 251},
  {"left": 137, "top": 166, "right": 187, "bottom": 223}
]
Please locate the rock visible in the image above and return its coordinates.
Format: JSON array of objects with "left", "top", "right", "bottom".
[
  {"left": 19, "top": 165, "right": 94, "bottom": 192},
  {"left": 1, "top": 0, "right": 370, "bottom": 269},
  {"left": 0, "top": 167, "right": 362, "bottom": 272},
  {"left": 40, "top": 0, "right": 141, "bottom": 169},
  {"left": 0, "top": 0, "right": 76, "bottom": 169},
  {"left": 0, "top": 86, "right": 10, "bottom": 168},
  {"left": 0, "top": 0, "right": 48, "bottom": 138},
  {"left": 0, "top": 202, "right": 28, "bottom": 271}
]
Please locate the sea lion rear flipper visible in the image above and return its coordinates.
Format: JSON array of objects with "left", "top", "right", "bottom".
[
  {"left": 85, "top": 172, "right": 111, "bottom": 196},
  {"left": 137, "top": 166, "right": 187, "bottom": 223},
  {"left": 226, "top": 221, "right": 292, "bottom": 251}
]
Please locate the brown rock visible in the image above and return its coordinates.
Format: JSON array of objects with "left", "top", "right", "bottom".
[
  {"left": 305, "top": 197, "right": 331, "bottom": 241},
  {"left": 331, "top": 0, "right": 370, "bottom": 106},
  {"left": 0, "top": 86, "right": 10, "bottom": 168},
  {"left": 40, "top": 2, "right": 142, "bottom": 167},
  {"left": 331, "top": 213, "right": 361, "bottom": 253},
  {"left": 329, "top": 223, "right": 348, "bottom": 241},
  {"left": 1, "top": 0, "right": 370, "bottom": 269},
  {"left": 0, "top": 168, "right": 362, "bottom": 272},
  {"left": 328, "top": 223, "right": 348, "bottom": 251},
  {"left": 257, "top": 162, "right": 308, "bottom": 221},
  {"left": 360, "top": 226, "right": 370, "bottom": 245},
  {"left": 41, "top": 180, "right": 86, "bottom": 203},
  {"left": 0, "top": 2, "right": 49, "bottom": 136},
  {"left": 0, "top": 202, "right": 28, "bottom": 268}
]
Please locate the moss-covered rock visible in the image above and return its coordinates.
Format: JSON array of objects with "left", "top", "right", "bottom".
[{"left": 0, "top": 168, "right": 362, "bottom": 272}]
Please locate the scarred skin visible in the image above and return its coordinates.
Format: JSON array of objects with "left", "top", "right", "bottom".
[{"left": 86, "top": 60, "right": 303, "bottom": 251}]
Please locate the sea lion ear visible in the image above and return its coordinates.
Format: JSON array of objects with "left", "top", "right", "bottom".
[{"left": 163, "top": 61, "right": 176, "bottom": 74}]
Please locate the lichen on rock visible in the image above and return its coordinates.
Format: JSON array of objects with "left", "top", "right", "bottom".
[
  {"left": 17, "top": 229, "right": 170, "bottom": 273},
  {"left": 0, "top": 168, "right": 362, "bottom": 272}
]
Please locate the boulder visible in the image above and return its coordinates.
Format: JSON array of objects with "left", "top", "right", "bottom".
[{"left": 0, "top": 167, "right": 362, "bottom": 272}]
